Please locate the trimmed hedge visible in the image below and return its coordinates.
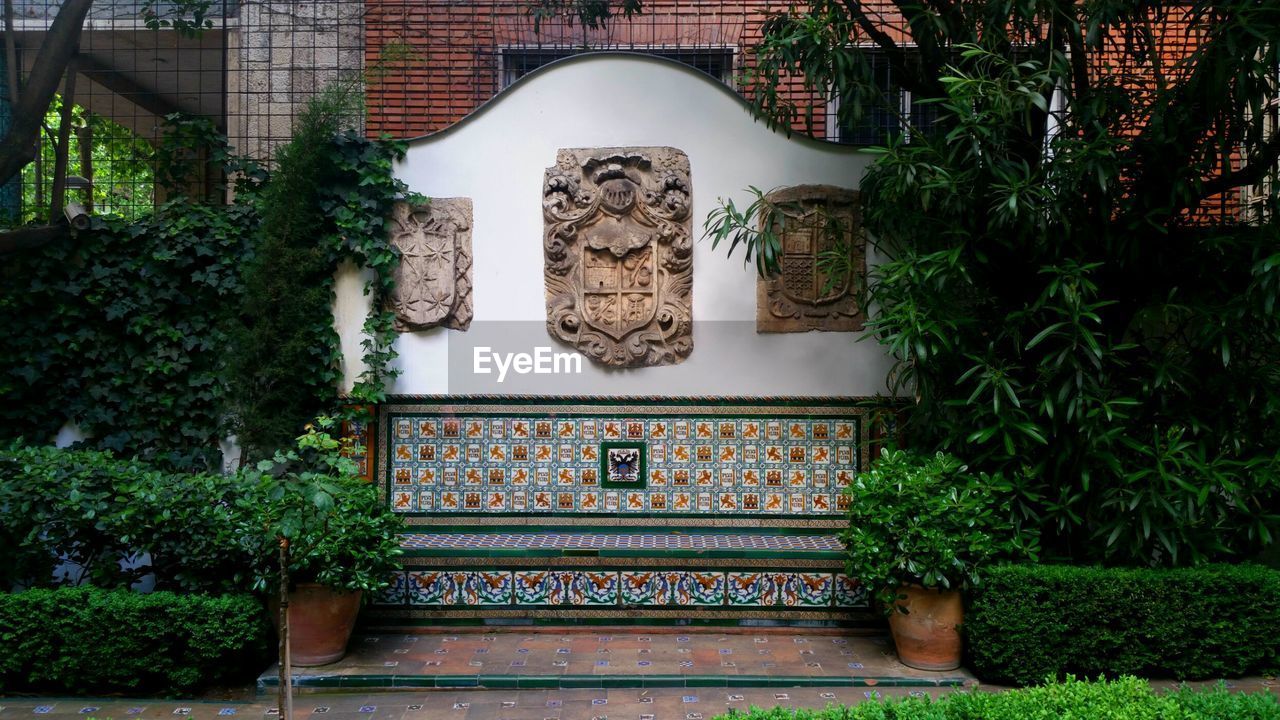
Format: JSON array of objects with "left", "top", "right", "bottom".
[
  {"left": 0, "top": 587, "right": 271, "bottom": 695},
  {"left": 0, "top": 443, "right": 252, "bottom": 592},
  {"left": 713, "top": 677, "right": 1280, "bottom": 719},
  {"left": 965, "top": 564, "right": 1280, "bottom": 686}
]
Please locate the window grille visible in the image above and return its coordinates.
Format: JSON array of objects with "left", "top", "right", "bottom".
[{"left": 500, "top": 46, "right": 736, "bottom": 87}]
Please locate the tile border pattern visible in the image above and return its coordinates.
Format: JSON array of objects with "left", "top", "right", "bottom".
[{"left": 373, "top": 570, "right": 869, "bottom": 609}]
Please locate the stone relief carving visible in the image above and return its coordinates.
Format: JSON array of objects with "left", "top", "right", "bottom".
[
  {"left": 543, "top": 147, "right": 693, "bottom": 367},
  {"left": 387, "top": 198, "right": 473, "bottom": 332},
  {"left": 756, "top": 185, "right": 865, "bottom": 333}
]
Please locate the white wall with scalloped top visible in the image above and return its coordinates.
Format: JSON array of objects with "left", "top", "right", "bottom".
[{"left": 334, "top": 53, "right": 897, "bottom": 398}]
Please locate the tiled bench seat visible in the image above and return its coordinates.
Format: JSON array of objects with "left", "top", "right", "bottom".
[
  {"left": 365, "top": 528, "right": 873, "bottom": 628},
  {"left": 366, "top": 397, "right": 890, "bottom": 627},
  {"left": 399, "top": 530, "right": 843, "bottom": 557}
]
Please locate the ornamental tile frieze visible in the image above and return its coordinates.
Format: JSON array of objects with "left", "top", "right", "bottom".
[
  {"left": 387, "top": 198, "right": 473, "bottom": 332},
  {"left": 543, "top": 147, "right": 693, "bottom": 367},
  {"left": 380, "top": 401, "right": 871, "bottom": 518},
  {"left": 756, "top": 185, "right": 865, "bottom": 333}
]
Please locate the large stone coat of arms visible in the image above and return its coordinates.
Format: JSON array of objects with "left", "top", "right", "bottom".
[
  {"left": 543, "top": 147, "right": 693, "bottom": 367},
  {"left": 756, "top": 185, "right": 865, "bottom": 333},
  {"left": 387, "top": 198, "right": 473, "bottom": 332}
]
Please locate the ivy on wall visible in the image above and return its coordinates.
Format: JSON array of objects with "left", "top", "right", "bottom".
[
  {"left": 0, "top": 198, "right": 256, "bottom": 471},
  {"left": 226, "top": 85, "right": 411, "bottom": 461},
  {"left": 1, "top": 95, "right": 413, "bottom": 468}
]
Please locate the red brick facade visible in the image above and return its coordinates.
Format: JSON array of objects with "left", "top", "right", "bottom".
[
  {"left": 364, "top": 1, "right": 1243, "bottom": 216},
  {"left": 364, "top": 0, "right": 827, "bottom": 138}
]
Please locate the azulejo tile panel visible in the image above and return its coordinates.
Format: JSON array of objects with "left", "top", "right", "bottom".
[
  {"left": 377, "top": 570, "right": 869, "bottom": 609},
  {"left": 378, "top": 398, "right": 878, "bottom": 518}
]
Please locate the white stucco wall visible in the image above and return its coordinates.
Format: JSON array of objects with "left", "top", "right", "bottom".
[{"left": 334, "top": 53, "right": 896, "bottom": 397}]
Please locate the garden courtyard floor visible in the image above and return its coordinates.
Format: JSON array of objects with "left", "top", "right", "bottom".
[{"left": 2, "top": 630, "right": 1275, "bottom": 720}]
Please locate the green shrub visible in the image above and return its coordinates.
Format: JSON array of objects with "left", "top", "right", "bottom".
[
  {"left": 840, "top": 450, "right": 1037, "bottom": 608},
  {"left": 0, "top": 443, "right": 252, "bottom": 592},
  {"left": 236, "top": 420, "right": 404, "bottom": 594},
  {"left": 712, "top": 677, "right": 1280, "bottom": 719},
  {"left": 0, "top": 586, "right": 270, "bottom": 695},
  {"left": 965, "top": 564, "right": 1280, "bottom": 686}
]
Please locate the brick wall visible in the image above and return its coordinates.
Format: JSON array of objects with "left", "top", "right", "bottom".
[
  {"left": 364, "top": 0, "right": 833, "bottom": 138},
  {"left": 362, "top": 1, "right": 1243, "bottom": 217}
]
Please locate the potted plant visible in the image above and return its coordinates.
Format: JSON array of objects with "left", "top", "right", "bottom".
[
  {"left": 238, "top": 418, "right": 404, "bottom": 667},
  {"left": 840, "top": 449, "right": 1036, "bottom": 671}
]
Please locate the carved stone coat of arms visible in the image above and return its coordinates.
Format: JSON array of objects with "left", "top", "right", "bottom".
[
  {"left": 543, "top": 147, "right": 693, "bottom": 367},
  {"left": 756, "top": 185, "right": 865, "bottom": 333},
  {"left": 387, "top": 198, "right": 473, "bottom": 332}
]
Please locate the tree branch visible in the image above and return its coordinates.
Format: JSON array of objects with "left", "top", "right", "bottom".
[
  {"left": 836, "top": 0, "right": 939, "bottom": 97},
  {"left": 1193, "top": 131, "right": 1280, "bottom": 205},
  {"left": 0, "top": 0, "right": 93, "bottom": 187},
  {"left": 0, "top": 221, "right": 70, "bottom": 254}
]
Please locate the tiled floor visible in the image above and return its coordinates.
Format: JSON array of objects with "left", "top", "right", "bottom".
[
  {"left": 4, "top": 631, "right": 1274, "bottom": 720},
  {"left": 3, "top": 679, "right": 1276, "bottom": 720},
  {"left": 0, "top": 686, "right": 957, "bottom": 720},
  {"left": 256, "top": 631, "right": 969, "bottom": 691}
]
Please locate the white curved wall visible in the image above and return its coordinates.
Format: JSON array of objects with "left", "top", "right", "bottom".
[{"left": 335, "top": 54, "right": 896, "bottom": 397}]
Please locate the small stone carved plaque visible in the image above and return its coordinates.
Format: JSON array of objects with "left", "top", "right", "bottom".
[
  {"left": 544, "top": 147, "right": 693, "bottom": 367},
  {"left": 388, "top": 198, "right": 473, "bottom": 332},
  {"left": 756, "top": 185, "right": 865, "bottom": 333}
]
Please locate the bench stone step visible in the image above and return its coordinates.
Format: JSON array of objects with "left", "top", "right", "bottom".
[{"left": 258, "top": 631, "right": 971, "bottom": 694}]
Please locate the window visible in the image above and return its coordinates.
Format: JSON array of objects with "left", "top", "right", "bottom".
[
  {"left": 1244, "top": 58, "right": 1279, "bottom": 222},
  {"left": 500, "top": 47, "right": 736, "bottom": 88},
  {"left": 831, "top": 50, "right": 939, "bottom": 146}
]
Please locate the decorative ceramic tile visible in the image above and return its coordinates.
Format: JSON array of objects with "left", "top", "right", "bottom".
[
  {"left": 834, "top": 574, "right": 869, "bottom": 608},
  {"left": 381, "top": 399, "right": 878, "bottom": 517},
  {"left": 377, "top": 571, "right": 409, "bottom": 605},
  {"left": 378, "top": 567, "right": 859, "bottom": 610},
  {"left": 782, "top": 573, "right": 833, "bottom": 606}
]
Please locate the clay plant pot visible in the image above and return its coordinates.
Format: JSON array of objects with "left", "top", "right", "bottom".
[
  {"left": 273, "top": 583, "right": 363, "bottom": 666},
  {"left": 887, "top": 583, "right": 963, "bottom": 671}
]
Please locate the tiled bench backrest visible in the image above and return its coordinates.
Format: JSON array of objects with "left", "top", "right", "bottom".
[{"left": 376, "top": 397, "right": 891, "bottom": 526}]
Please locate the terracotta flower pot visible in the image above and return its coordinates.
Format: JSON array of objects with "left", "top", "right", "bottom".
[
  {"left": 273, "top": 583, "right": 363, "bottom": 666},
  {"left": 887, "top": 583, "right": 963, "bottom": 671}
]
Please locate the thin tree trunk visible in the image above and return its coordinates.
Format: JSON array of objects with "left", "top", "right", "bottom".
[
  {"left": 48, "top": 54, "right": 75, "bottom": 223},
  {"left": 278, "top": 539, "right": 293, "bottom": 720},
  {"left": 3, "top": 0, "right": 18, "bottom": 105},
  {"left": 76, "top": 120, "right": 91, "bottom": 212},
  {"left": 33, "top": 129, "right": 42, "bottom": 211},
  {"left": 0, "top": 0, "right": 92, "bottom": 187}
]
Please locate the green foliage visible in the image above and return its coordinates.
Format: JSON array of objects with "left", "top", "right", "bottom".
[
  {"left": 0, "top": 586, "right": 269, "bottom": 696},
  {"left": 839, "top": 450, "right": 1036, "bottom": 609},
  {"left": 529, "top": 0, "right": 641, "bottom": 32},
  {"left": 236, "top": 419, "right": 404, "bottom": 593},
  {"left": 140, "top": 0, "right": 216, "bottom": 38},
  {"left": 712, "top": 677, "right": 1280, "bottom": 719},
  {"left": 227, "top": 84, "right": 408, "bottom": 459},
  {"left": 722, "top": 1, "right": 1280, "bottom": 566},
  {"left": 964, "top": 564, "right": 1280, "bottom": 686},
  {"left": 18, "top": 95, "right": 156, "bottom": 223},
  {"left": 0, "top": 170, "right": 256, "bottom": 470},
  {"left": 4, "top": 84, "right": 407, "bottom": 468},
  {"left": 0, "top": 443, "right": 253, "bottom": 593}
]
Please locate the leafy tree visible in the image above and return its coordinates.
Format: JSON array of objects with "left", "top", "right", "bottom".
[
  {"left": 706, "top": 0, "right": 1280, "bottom": 566},
  {"left": 19, "top": 95, "right": 157, "bottom": 224}
]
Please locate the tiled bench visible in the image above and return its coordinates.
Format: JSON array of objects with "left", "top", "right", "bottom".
[{"left": 363, "top": 397, "right": 889, "bottom": 628}]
